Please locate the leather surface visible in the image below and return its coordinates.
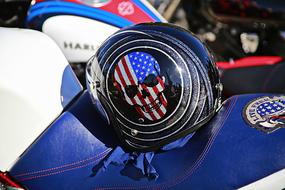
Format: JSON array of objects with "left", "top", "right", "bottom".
[
  {"left": 9, "top": 91, "right": 285, "bottom": 189},
  {"left": 221, "top": 59, "right": 285, "bottom": 97}
]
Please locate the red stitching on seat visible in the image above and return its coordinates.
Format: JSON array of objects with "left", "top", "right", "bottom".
[
  {"left": 158, "top": 96, "right": 238, "bottom": 190},
  {"left": 18, "top": 153, "right": 107, "bottom": 181},
  {"left": 15, "top": 148, "right": 112, "bottom": 178}
]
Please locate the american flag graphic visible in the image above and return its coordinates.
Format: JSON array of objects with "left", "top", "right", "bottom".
[
  {"left": 113, "top": 51, "right": 167, "bottom": 121},
  {"left": 257, "top": 100, "right": 285, "bottom": 117}
]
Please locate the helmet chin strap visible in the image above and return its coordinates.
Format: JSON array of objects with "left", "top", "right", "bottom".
[
  {"left": 86, "top": 58, "right": 112, "bottom": 126},
  {"left": 86, "top": 55, "right": 104, "bottom": 101},
  {"left": 215, "top": 82, "right": 223, "bottom": 112}
]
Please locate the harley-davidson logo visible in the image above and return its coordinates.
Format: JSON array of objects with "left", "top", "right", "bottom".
[
  {"left": 63, "top": 41, "right": 96, "bottom": 51},
  {"left": 243, "top": 96, "right": 285, "bottom": 133},
  {"left": 118, "top": 1, "right": 134, "bottom": 16}
]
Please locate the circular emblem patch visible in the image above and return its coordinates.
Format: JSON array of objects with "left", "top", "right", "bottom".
[{"left": 243, "top": 96, "right": 285, "bottom": 133}]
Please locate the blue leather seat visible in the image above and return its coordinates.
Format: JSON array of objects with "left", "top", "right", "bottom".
[{"left": 9, "top": 91, "right": 285, "bottom": 189}]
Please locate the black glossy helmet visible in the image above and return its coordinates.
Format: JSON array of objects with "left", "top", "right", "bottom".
[{"left": 86, "top": 23, "right": 222, "bottom": 151}]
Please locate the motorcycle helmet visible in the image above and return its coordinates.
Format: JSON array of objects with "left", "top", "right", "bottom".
[{"left": 86, "top": 22, "right": 222, "bottom": 151}]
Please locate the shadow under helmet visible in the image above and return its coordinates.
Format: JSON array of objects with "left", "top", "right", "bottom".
[{"left": 86, "top": 22, "right": 222, "bottom": 151}]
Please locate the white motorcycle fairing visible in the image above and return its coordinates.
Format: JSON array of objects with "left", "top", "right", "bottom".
[
  {"left": 0, "top": 27, "right": 82, "bottom": 171},
  {"left": 42, "top": 15, "right": 119, "bottom": 63},
  {"left": 26, "top": 0, "right": 166, "bottom": 64}
]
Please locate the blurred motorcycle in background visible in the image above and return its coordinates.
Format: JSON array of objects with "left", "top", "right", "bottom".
[
  {"left": 2, "top": 0, "right": 285, "bottom": 97},
  {"left": 168, "top": 0, "right": 285, "bottom": 97},
  {"left": 0, "top": 0, "right": 30, "bottom": 28}
]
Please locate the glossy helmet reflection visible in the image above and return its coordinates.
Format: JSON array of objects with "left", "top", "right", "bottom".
[{"left": 86, "top": 23, "right": 222, "bottom": 151}]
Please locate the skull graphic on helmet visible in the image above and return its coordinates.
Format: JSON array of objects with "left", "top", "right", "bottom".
[{"left": 113, "top": 51, "right": 168, "bottom": 121}]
